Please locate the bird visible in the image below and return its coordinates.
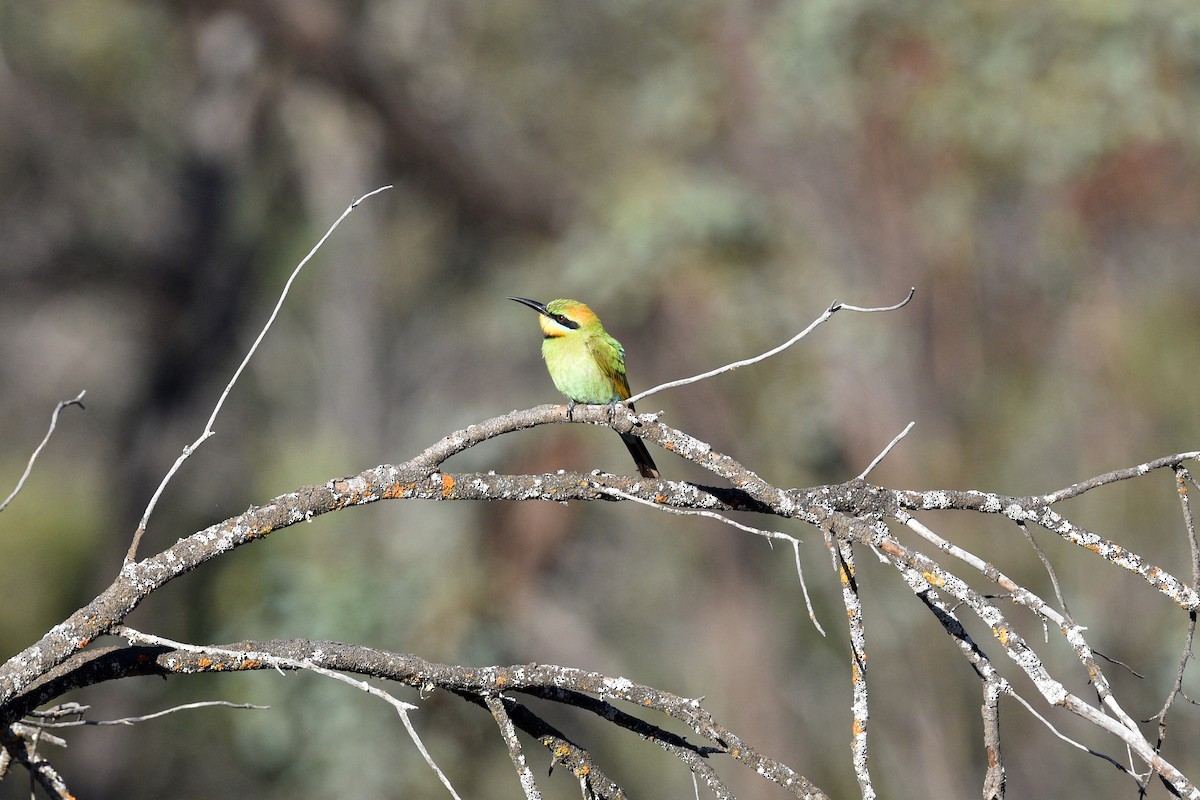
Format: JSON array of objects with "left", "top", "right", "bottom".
[{"left": 509, "top": 297, "right": 661, "bottom": 479}]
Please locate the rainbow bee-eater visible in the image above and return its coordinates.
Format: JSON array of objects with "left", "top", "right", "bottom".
[{"left": 509, "top": 297, "right": 660, "bottom": 479}]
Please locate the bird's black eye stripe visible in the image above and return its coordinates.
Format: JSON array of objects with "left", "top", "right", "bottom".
[{"left": 555, "top": 314, "right": 580, "bottom": 330}]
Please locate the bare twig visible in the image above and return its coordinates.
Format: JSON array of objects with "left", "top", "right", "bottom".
[
  {"left": 115, "top": 626, "right": 461, "bottom": 800},
  {"left": 27, "top": 700, "right": 266, "bottom": 727},
  {"left": 590, "top": 481, "right": 825, "bottom": 636},
  {"left": 1005, "top": 691, "right": 1133, "bottom": 778},
  {"left": 1015, "top": 521, "right": 1073, "bottom": 621},
  {"left": 0, "top": 390, "right": 86, "bottom": 513},
  {"left": 876, "top": 526, "right": 1196, "bottom": 796},
  {"left": 0, "top": 724, "right": 73, "bottom": 799},
  {"left": 590, "top": 480, "right": 796, "bottom": 546},
  {"left": 124, "top": 185, "right": 393, "bottom": 565},
  {"left": 1150, "top": 466, "right": 1200, "bottom": 749},
  {"left": 899, "top": 512, "right": 1138, "bottom": 725},
  {"left": 831, "top": 289, "right": 917, "bottom": 313},
  {"left": 857, "top": 421, "right": 915, "bottom": 480},
  {"left": 627, "top": 287, "right": 914, "bottom": 404},
  {"left": 1040, "top": 451, "right": 1200, "bottom": 504}
]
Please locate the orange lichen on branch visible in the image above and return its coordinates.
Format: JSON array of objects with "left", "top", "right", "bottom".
[
  {"left": 381, "top": 482, "right": 418, "bottom": 500},
  {"left": 330, "top": 493, "right": 356, "bottom": 510},
  {"left": 440, "top": 474, "right": 455, "bottom": 497}
]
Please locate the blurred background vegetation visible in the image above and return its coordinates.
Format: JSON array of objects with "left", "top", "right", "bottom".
[{"left": 2, "top": 1, "right": 1199, "bottom": 797}]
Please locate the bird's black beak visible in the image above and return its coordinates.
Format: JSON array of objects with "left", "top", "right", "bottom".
[{"left": 508, "top": 296, "right": 550, "bottom": 317}]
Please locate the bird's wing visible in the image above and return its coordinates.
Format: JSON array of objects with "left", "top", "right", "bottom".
[{"left": 589, "top": 333, "right": 632, "bottom": 401}]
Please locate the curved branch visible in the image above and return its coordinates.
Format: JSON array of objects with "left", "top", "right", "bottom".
[
  {"left": 3, "top": 399, "right": 1198, "bottom": 796},
  {"left": 9, "top": 639, "right": 826, "bottom": 800}
]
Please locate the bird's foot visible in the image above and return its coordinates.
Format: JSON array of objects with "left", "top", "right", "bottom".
[
  {"left": 566, "top": 399, "right": 576, "bottom": 421},
  {"left": 606, "top": 401, "right": 637, "bottom": 428}
]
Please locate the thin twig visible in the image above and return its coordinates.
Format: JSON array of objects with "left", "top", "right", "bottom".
[
  {"left": 879, "top": 521, "right": 1194, "bottom": 794},
  {"left": 857, "top": 421, "right": 915, "bottom": 480},
  {"left": 1015, "top": 521, "right": 1073, "bottom": 622},
  {"left": 1041, "top": 451, "right": 1200, "bottom": 504},
  {"left": 832, "top": 290, "right": 916, "bottom": 313},
  {"left": 115, "top": 626, "right": 461, "bottom": 800},
  {"left": 1006, "top": 691, "right": 1133, "bottom": 777},
  {"left": 27, "top": 700, "right": 267, "bottom": 727},
  {"left": 124, "top": 186, "right": 393, "bottom": 565},
  {"left": 1150, "top": 466, "right": 1200, "bottom": 748},
  {"left": 627, "top": 287, "right": 914, "bottom": 404},
  {"left": 590, "top": 481, "right": 826, "bottom": 636},
  {"left": 0, "top": 390, "right": 86, "bottom": 513}
]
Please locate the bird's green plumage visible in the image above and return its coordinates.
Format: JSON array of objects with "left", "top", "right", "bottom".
[
  {"left": 509, "top": 296, "right": 660, "bottom": 479},
  {"left": 541, "top": 304, "right": 630, "bottom": 404}
]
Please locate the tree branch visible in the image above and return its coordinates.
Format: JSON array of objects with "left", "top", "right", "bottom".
[{"left": 2, "top": 395, "right": 1198, "bottom": 796}]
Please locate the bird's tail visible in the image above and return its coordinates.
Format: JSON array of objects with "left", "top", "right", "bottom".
[{"left": 619, "top": 433, "right": 660, "bottom": 479}]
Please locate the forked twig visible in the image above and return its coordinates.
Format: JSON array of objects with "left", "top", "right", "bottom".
[
  {"left": 627, "top": 287, "right": 914, "bottom": 404},
  {"left": 116, "top": 625, "right": 461, "bottom": 800},
  {"left": 1150, "top": 466, "right": 1200, "bottom": 750}
]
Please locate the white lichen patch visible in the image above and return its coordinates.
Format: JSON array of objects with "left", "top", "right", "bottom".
[{"left": 923, "top": 491, "right": 950, "bottom": 509}]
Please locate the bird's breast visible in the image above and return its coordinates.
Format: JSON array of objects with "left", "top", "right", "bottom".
[{"left": 542, "top": 337, "right": 623, "bottom": 404}]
